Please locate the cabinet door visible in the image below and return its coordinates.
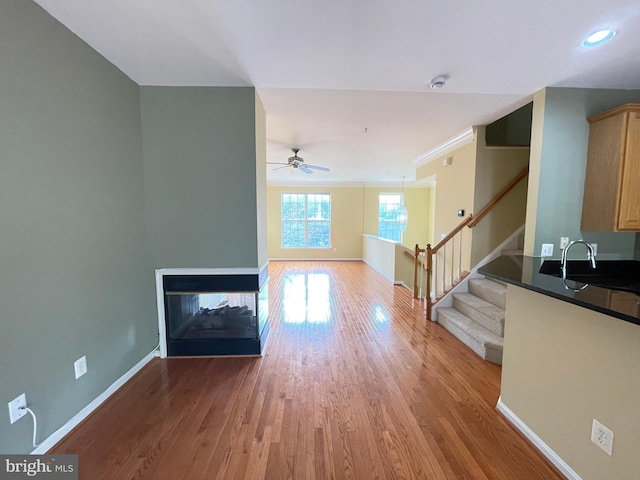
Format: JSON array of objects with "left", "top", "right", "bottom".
[
  {"left": 617, "top": 112, "right": 640, "bottom": 230},
  {"left": 581, "top": 114, "right": 625, "bottom": 231}
]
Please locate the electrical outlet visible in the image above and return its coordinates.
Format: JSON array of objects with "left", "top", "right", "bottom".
[
  {"left": 74, "top": 356, "right": 87, "bottom": 379},
  {"left": 8, "top": 394, "right": 27, "bottom": 424},
  {"left": 560, "top": 237, "right": 569, "bottom": 249},
  {"left": 591, "top": 419, "right": 613, "bottom": 455},
  {"left": 541, "top": 243, "right": 554, "bottom": 257},
  {"left": 591, "top": 243, "right": 597, "bottom": 256}
]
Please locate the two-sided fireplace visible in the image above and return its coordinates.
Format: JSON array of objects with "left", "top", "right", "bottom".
[{"left": 156, "top": 267, "right": 269, "bottom": 357}]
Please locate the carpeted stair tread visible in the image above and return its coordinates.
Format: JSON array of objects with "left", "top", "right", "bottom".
[
  {"left": 437, "top": 307, "right": 503, "bottom": 364},
  {"left": 468, "top": 278, "right": 507, "bottom": 309},
  {"left": 453, "top": 292, "right": 505, "bottom": 336}
]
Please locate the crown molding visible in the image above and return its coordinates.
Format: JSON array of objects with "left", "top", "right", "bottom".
[
  {"left": 266, "top": 181, "right": 432, "bottom": 188},
  {"left": 266, "top": 181, "right": 366, "bottom": 188},
  {"left": 412, "top": 126, "right": 476, "bottom": 167}
]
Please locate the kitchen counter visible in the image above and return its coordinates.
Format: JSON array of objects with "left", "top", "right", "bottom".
[{"left": 478, "top": 255, "right": 640, "bottom": 325}]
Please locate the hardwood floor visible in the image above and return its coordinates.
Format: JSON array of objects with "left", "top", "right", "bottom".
[{"left": 51, "top": 261, "right": 563, "bottom": 479}]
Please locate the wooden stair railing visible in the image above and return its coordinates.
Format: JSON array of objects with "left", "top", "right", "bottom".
[
  {"left": 414, "top": 166, "right": 529, "bottom": 321},
  {"left": 404, "top": 249, "right": 422, "bottom": 266},
  {"left": 467, "top": 166, "right": 529, "bottom": 228},
  {"left": 405, "top": 249, "right": 424, "bottom": 298}
]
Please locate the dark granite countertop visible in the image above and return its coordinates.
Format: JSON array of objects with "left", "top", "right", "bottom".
[{"left": 478, "top": 255, "right": 640, "bottom": 326}]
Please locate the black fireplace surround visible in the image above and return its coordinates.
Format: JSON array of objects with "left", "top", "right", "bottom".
[{"left": 163, "top": 269, "right": 269, "bottom": 356}]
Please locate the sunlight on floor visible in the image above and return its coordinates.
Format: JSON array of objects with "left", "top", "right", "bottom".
[
  {"left": 373, "top": 304, "right": 390, "bottom": 323},
  {"left": 282, "top": 272, "right": 331, "bottom": 324}
]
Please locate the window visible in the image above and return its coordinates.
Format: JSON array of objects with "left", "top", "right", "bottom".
[
  {"left": 378, "top": 193, "right": 403, "bottom": 242},
  {"left": 281, "top": 193, "right": 331, "bottom": 248}
]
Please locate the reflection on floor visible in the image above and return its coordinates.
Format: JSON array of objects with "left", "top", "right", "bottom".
[{"left": 283, "top": 272, "right": 330, "bottom": 324}]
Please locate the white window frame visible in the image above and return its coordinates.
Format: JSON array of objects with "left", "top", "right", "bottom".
[
  {"left": 281, "top": 193, "right": 331, "bottom": 248},
  {"left": 378, "top": 193, "right": 403, "bottom": 242}
]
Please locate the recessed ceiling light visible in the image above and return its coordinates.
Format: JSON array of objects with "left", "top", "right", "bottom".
[{"left": 582, "top": 29, "right": 616, "bottom": 47}]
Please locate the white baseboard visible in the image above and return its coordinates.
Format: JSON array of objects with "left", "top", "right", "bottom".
[
  {"left": 32, "top": 350, "right": 157, "bottom": 454},
  {"left": 394, "top": 281, "right": 414, "bottom": 293},
  {"left": 496, "top": 397, "right": 581, "bottom": 480},
  {"left": 361, "top": 259, "right": 394, "bottom": 283},
  {"left": 268, "top": 257, "right": 361, "bottom": 261}
]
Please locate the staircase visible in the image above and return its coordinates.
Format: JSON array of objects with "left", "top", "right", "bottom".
[
  {"left": 500, "top": 232, "right": 524, "bottom": 256},
  {"left": 413, "top": 167, "right": 529, "bottom": 363},
  {"left": 436, "top": 277, "right": 506, "bottom": 365}
]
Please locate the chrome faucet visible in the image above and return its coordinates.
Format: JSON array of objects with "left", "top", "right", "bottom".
[{"left": 561, "top": 240, "right": 597, "bottom": 279}]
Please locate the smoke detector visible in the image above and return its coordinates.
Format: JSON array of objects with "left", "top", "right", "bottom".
[{"left": 429, "top": 75, "right": 448, "bottom": 89}]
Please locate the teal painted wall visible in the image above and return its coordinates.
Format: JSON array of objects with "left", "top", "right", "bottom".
[
  {"left": 140, "top": 86, "right": 264, "bottom": 269},
  {"left": 533, "top": 87, "right": 640, "bottom": 259},
  {"left": 0, "top": 0, "right": 157, "bottom": 453}
]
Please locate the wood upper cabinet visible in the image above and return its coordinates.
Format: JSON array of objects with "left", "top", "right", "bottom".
[{"left": 581, "top": 103, "right": 640, "bottom": 231}]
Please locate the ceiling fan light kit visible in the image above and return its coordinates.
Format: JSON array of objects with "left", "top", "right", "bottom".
[{"left": 267, "top": 148, "right": 330, "bottom": 174}]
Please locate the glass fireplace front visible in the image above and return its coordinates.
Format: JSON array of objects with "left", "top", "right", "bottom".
[{"left": 163, "top": 272, "right": 268, "bottom": 356}]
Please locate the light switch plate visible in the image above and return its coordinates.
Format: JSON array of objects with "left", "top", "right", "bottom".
[
  {"left": 74, "top": 356, "right": 87, "bottom": 379},
  {"left": 541, "top": 243, "right": 554, "bottom": 257}
]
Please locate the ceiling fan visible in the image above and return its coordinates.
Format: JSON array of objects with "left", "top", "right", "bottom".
[{"left": 267, "top": 148, "right": 330, "bottom": 174}]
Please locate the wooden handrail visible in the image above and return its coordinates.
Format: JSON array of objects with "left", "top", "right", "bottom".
[
  {"left": 425, "top": 244, "right": 432, "bottom": 309},
  {"left": 467, "top": 166, "right": 529, "bottom": 228},
  {"left": 404, "top": 249, "right": 422, "bottom": 265},
  {"left": 413, "top": 245, "right": 420, "bottom": 298},
  {"left": 430, "top": 214, "right": 474, "bottom": 255}
]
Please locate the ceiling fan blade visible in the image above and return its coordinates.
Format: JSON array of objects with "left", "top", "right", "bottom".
[
  {"left": 267, "top": 162, "right": 288, "bottom": 165},
  {"left": 273, "top": 165, "right": 291, "bottom": 171},
  {"left": 299, "top": 166, "right": 313, "bottom": 174},
  {"left": 305, "top": 164, "right": 330, "bottom": 172}
]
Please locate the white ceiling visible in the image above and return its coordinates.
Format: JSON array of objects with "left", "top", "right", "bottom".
[{"left": 34, "top": 0, "right": 640, "bottom": 184}]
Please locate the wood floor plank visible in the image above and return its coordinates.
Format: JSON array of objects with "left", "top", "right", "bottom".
[{"left": 50, "top": 261, "right": 564, "bottom": 479}]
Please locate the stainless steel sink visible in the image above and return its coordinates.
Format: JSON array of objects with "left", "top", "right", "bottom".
[{"left": 539, "top": 260, "right": 640, "bottom": 294}]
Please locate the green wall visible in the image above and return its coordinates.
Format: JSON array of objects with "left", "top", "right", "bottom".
[
  {"left": 141, "top": 86, "right": 264, "bottom": 269},
  {"left": 528, "top": 87, "right": 640, "bottom": 259},
  {"left": 0, "top": 0, "right": 157, "bottom": 453}
]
